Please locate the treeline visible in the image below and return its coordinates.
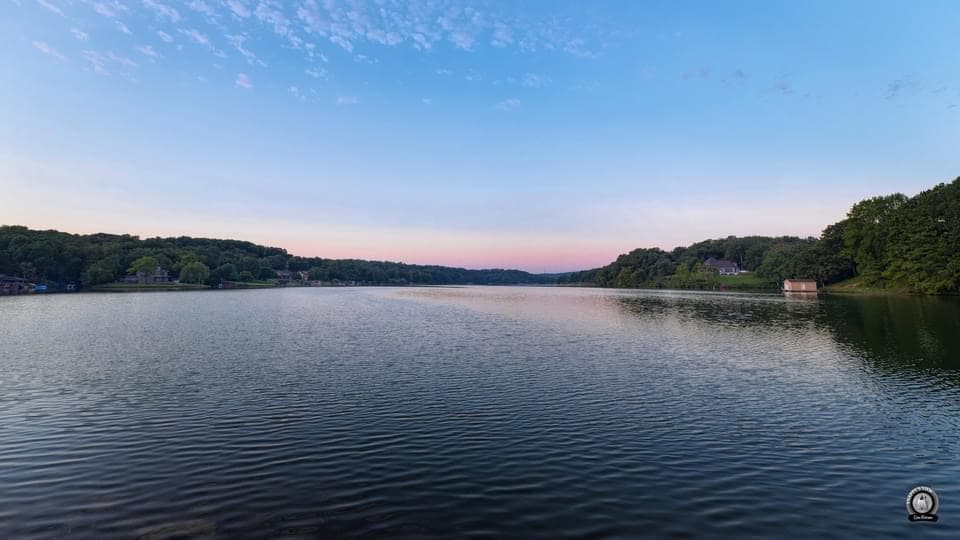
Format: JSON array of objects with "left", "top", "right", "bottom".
[
  {"left": 0, "top": 226, "right": 552, "bottom": 288},
  {"left": 558, "top": 236, "right": 821, "bottom": 288},
  {"left": 562, "top": 176, "right": 960, "bottom": 294}
]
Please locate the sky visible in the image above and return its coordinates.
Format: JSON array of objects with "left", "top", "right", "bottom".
[{"left": 1, "top": 1, "right": 958, "bottom": 272}]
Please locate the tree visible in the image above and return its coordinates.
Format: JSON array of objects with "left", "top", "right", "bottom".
[
  {"left": 213, "top": 263, "right": 239, "bottom": 282},
  {"left": 82, "top": 260, "right": 117, "bottom": 285},
  {"left": 307, "top": 266, "right": 329, "bottom": 281},
  {"left": 239, "top": 270, "right": 255, "bottom": 281},
  {"left": 842, "top": 193, "right": 908, "bottom": 285},
  {"left": 128, "top": 256, "right": 160, "bottom": 284},
  {"left": 179, "top": 261, "right": 210, "bottom": 285},
  {"left": 238, "top": 257, "right": 262, "bottom": 277}
]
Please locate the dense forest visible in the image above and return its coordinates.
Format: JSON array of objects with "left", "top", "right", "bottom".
[
  {"left": 561, "top": 177, "right": 960, "bottom": 294},
  {"left": 0, "top": 227, "right": 553, "bottom": 288}
]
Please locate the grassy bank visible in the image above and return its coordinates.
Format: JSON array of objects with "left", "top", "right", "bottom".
[
  {"left": 91, "top": 283, "right": 209, "bottom": 292},
  {"left": 713, "top": 274, "right": 778, "bottom": 290},
  {"left": 822, "top": 276, "right": 914, "bottom": 295},
  {"left": 222, "top": 280, "right": 278, "bottom": 289},
  {"left": 650, "top": 273, "right": 778, "bottom": 292}
]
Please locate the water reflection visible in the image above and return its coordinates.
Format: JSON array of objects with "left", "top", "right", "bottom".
[
  {"left": 610, "top": 290, "right": 960, "bottom": 379},
  {"left": 820, "top": 294, "right": 960, "bottom": 372}
]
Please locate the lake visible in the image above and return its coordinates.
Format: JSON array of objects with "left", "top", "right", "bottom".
[{"left": 1, "top": 286, "right": 958, "bottom": 538}]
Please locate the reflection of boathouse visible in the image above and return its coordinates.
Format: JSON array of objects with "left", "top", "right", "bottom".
[
  {"left": 783, "top": 279, "right": 818, "bottom": 293},
  {"left": 0, "top": 275, "right": 35, "bottom": 295}
]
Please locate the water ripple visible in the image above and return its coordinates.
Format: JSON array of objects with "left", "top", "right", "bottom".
[{"left": 0, "top": 287, "right": 958, "bottom": 538}]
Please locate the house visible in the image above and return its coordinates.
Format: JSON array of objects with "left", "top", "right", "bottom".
[
  {"left": 783, "top": 279, "right": 818, "bottom": 293},
  {"left": 297, "top": 271, "right": 310, "bottom": 282},
  {"left": 137, "top": 266, "right": 172, "bottom": 284},
  {"left": 275, "top": 270, "right": 293, "bottom": 283},
  {"left": 122, "top": 266, "right": 171, "bottom": 285},
  {"left": 0, "top": 274, "right": 35, "bottom": 295},
  {"left": 704, "top": 257, "right": 740, "bottom": 275}
]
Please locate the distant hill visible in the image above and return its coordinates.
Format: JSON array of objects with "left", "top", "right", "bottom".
[{"left": 0, "top": 226, "right": 555, "bottom": 288}]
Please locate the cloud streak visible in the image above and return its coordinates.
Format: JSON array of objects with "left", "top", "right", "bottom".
[
  {"left": 495, "top": 98, "right": 520, "bottom": 111},
  {"left": 235, "top": 72, "right": 252, "bottom": 88},
  {"left": 32, "top": 41, "right": 67, "bottom": 61},
  {"left": 142, "top": 0, "right": 180, "bottom": 22},
  {"left": 36, "top": 0, "right": 63, "bottom": 16}
]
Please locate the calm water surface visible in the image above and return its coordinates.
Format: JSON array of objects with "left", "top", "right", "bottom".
[{"left": 1, "top": 286, "right": 958, "bottom": 538}]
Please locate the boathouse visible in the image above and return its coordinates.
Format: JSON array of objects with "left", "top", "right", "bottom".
[
  {"left": 0, "top": 275, "right": 35, "bottom": 295},
  {"left": 783, "top": 279, "right": 818, "bottom": 293}
]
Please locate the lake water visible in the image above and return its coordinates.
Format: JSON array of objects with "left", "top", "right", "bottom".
[{"left": 1, "top": 286, "right": 958, "bottom": 538}]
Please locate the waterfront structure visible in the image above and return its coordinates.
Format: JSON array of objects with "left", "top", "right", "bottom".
[
  {"left": 783, "top": 279, "right": 818, "bottom": 293},
  {"left": 0, "top": 275, "right": 34, "bottom": 295},
  {"left": 122, "top": 266, "right": 171, "bottom": 285}
]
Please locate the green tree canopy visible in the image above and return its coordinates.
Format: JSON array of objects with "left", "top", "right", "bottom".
[
  {"left": 179, "top": 261, "right": 210, "bottom": 285},
  {"left": 128, "top": 256, "right": 160, "bottom": 275}
]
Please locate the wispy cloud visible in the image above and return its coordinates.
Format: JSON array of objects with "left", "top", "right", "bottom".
[
  {"left": 182, "top": 27, "right": 229, "bottom": 57},
  {"left": 491, "top": 22, "right": 512, "bottom": 47},
  {"left": 186, "top": 0, "right": 215, "bottom": 18},
  {"left": 421, "top": 97, "right": 433, "bottom": 105},
  {"left": 142, "top": 0, "right": 180, "bottom": 22},
  {"left": 449, "top": 31, "right": 475, "bottom": 50},
  {"left": 518, "top": 72, "right": 549, "bottom": 88},
  {"left": 26, "top": 0, "right": 607, "bottom": 95},
  {"left": 305, "top": 67, "right": 326, "bottom": 79},
  {"left": 288, "top": 85, "right": 303, "bottom": 99},
  {"left": 81, "top": 50, "right": 109, "bottom": 75},
  {"left": 292, "top": 1, "right": 600, "bottom": 58},
  {"left": 35, "top": 0, "right": 63, "bottom": 16},
  {"left": 336, "top": 95, "right": 359, "bottom": 105},
  {"left": 235, "top": 72, "right": 252, "bottom": 88},
  {"left": 226, "top": 33, "right": 266, "bottom": 67},
  {"left": 107, "top": 51, "right": 137, "bottom": 68},
  {"left": 254, "top": 1, "right": 292, "bottom": 37},
  {"left": 89, "top": 1, "right": 127, "bottom": 19},
  {"left": 563, "top": 37, "right": 599, "bottom": 59},
  {"left": 181, "top": 28, "right": 211, "bottom": 47},
  {"left": 226, "top": 0, "right": 250, "bottom": 18},
  {"left": 495, "top": 98, "right": 520, "bottom": 111},
  {"left": 136, "top": 44, "right": 161, "bottom": 59},
  {"left": 32, "top": 41, "right": 66, "bottom": 61}
]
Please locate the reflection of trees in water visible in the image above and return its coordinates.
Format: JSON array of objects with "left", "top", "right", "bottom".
[
  {"left": 612, "top": 292, "right": 821, "bottom": 331},
  {"left": 610, "top": 291, "right": 960, "bottom": 377},
  {"left": 817, "top": 294, "right": 960, "bottom": 373}
]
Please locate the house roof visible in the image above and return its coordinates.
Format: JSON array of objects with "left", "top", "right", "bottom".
[
  {"left": 0, "top": 274, "right": 30, "bottom": 282},
  {"left": 784, "top": 279, "right": 817, "bottom": 283},
  {"left": 704, "top": 257, "right": 738, "bottom": 268}
]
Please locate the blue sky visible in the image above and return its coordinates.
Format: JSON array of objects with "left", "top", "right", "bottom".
[{"left": 1, "top": 0, "right": 958, "bottom": 272}]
